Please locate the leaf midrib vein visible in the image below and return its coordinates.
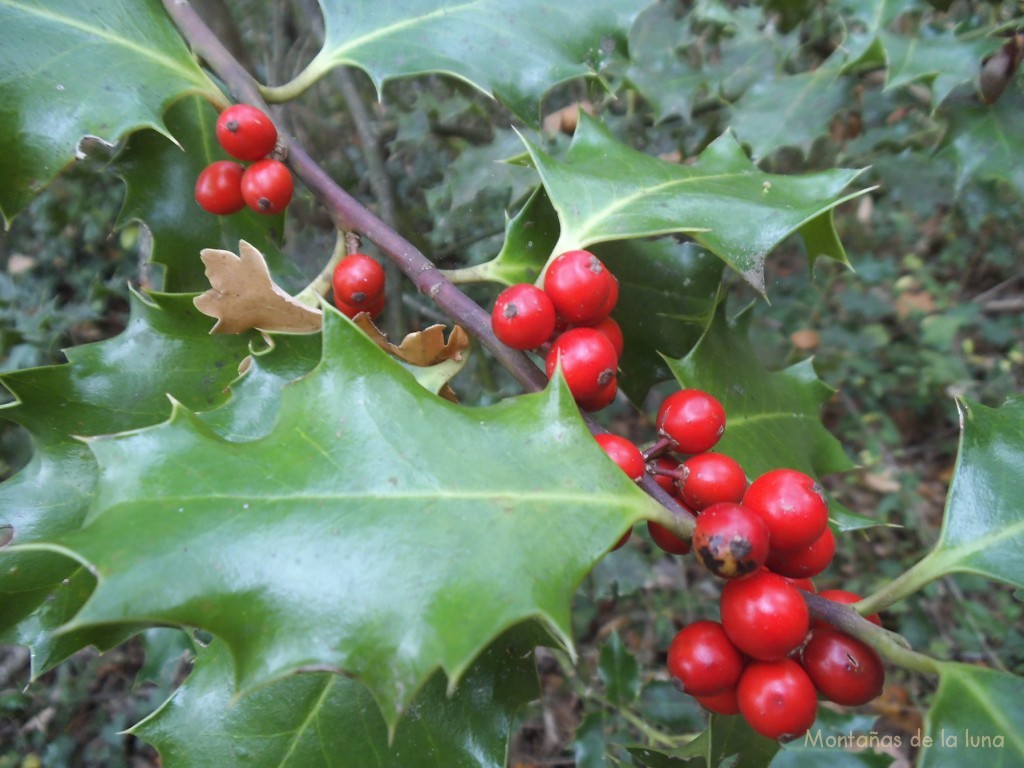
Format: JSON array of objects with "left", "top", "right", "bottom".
[
  {"left": 108, "top": 490, "right": 632, "bottom": 506},
  {"left": 326, "top": 0, "right": 487, "bottom": 61},
  {"left": 938, "top": 515, "right": 1024, "bottom": 564},
  {"left": 276, "top": 675, "right": 336, "bottom": 768},
  {"left": 950, "top": 671, "right": 1024, "bottom": 755},
  {"left": 0, "top": 0, "right": 203, "bottom": 82},
  {"left": 566, "top": 169, "right": 774, "bottom": 243}
]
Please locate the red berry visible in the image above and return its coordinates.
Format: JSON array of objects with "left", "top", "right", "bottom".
[
  {"left": 589, "top": 315, "right": 624, "bottom": 359},
  {"left": 667, "top": 621, "right": 745, "bottom": 696},
  {"left": 720, "top": 570, "right": 810, "bottom": 661},
  {"left": 813, "top": 590, "right": 881, "bottom": 628},
  {"left": 335, "top": 294, "right": 385, "bottom": 320},
  {"left": 611, "top": 528, "right": 632, "bottom": 551},
  {"left": 647, "top": 521, "right": 690, "bottom": 554},
  {"left": 333, "top": 253, "right": 386, "bottom": 310},
  {"left": 743, "top": 469, "right": 829, "bottom": 552},
  {"left": 691, "top": 502, "right": 770, "bottom": 579},
  {"left": 801, "top": 628, "right": 884, "bottom": 706},
  {"left": 216, "top": 104, "right": 278, "bottom": 161},
  {"left": 766, "top": 525, "right": 835, "bottom": 579},
  {"left": 240, "top": 158, "right": 294, "bottom": 215},
  {"left": 737, "top": 659, "right": 818, "bottom": 741},
  {"left": 594, "top": 434, "right": 645, "bottom": 482},
  {"left": 578, "top": 377, "right": 618, "bottom": 412},
  {"left": 545, "top": 327, "right": 618, "bottom": 403},
  {"left": 678, "top": 452, "right": 748, "bottom": 510},
  {"left": 656, "top": 389, "right": 726, "bottom": 454},
  {"left": 785, "top": 576, "right": 816, "bottom": 593},
  {"left": 491, "top": 284, "right": 556, "bottom": 350},
  {"left": 543, "top": 249, "right": 616, "bottom": 325},
  {"left": 596, "top": 276, "right": 619, "bottom": 321},
  {"left": 194, "top": 161, "right": 245, "bottom": 215},
  {"left": 694, "top": 687, "right": 740, "bottom": 715}
]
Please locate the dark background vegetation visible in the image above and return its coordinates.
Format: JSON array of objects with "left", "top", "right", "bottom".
[{"left": 1, "top": 0, "right": 1022, "bottom": 765}]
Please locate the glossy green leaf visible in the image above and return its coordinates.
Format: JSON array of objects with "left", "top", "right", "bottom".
[
  {"left": 665, "top": 303, "right": 875, "bottom": 530},
  {"left": 879, "top": 30, "right": 996, "bottom": 108},
  {"left": 629, "top": 714, "right": 779, "bottom": 767},
  {"left": 598, "top": 632, "right": 640, "bottom": 707},
  {"left": 522, "top": 114, "right": 867, "bottom": 292},
  {"left": 112, "top": 95, "right": 294, "bottom": 293},
  {"left": 939, "top": 94, "right": 1024, "bottom": 200},
  {"left": 593, "top": 241, "right": 722, "bottom": 406},
  {"left": 920, "top": 663, "right": 1024, "bottom": 767},
  {"left": 839, "top": 0, "right": 929, "bottom": 69},
  {"left": 0, "top": 292, "right": 255, "bottom": 670},
  {"left": 0, "top": 0, "right": 221, "bottom": 224},
  {"left": 135, "top": 624, "right": 543, "bottom": 768},
  {"left": 21, "top": 307, "right": 659, "bottom": 725},
  {"left": 574, "top": 712, "right": 618, "bottom": 768},
  {"left": 197, "top": 333, "right": 323, "bottom": 442},
  {"left": 893, "top": 398, "right": 1024, "bottom": 593},
  {"left": 137, "top": 627, "right": 192, "bottom": 688},
  {"left": 624, "top": 1, "right": 706, "bottom": 122},
  {"left": 280, "top": 0, "right": 648, "bottom": 120},
  {"left": 463, "top": 187, "right": 561, "bottom": 286},
  {"left": 728, "top": 64, "right": 850, "bottom": 160}
]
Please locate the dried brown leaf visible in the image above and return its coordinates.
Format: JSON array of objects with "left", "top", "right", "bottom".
[
  {"left": 353, "top": 316, "right": 469, "bottom": 367},
  {"left": 193, "top": 241, "right": 322, "bottom": 334},
  {"left": 353, "top": 317, "right": 470, "bottom": 402}
]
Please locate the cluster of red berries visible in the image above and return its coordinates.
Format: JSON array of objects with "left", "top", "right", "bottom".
[
  {"left": 666, "top": 583, "right": 884, "bottom": 741},
  {"left": 588, "top": 388, "right": 885, "bottom": 741},
  {"left": 331, "top": 252, "right": 386, "bottom": 319},
  {"left": 194, "top": 104, "right": 294, "bottom": 216},
  {"left": 491, "top": 249, "right": 622, "bottom": 411}
]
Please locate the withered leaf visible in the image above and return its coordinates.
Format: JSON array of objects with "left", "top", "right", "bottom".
[{"left": 194, "top": 241, "right": 322, "bottom": 334}]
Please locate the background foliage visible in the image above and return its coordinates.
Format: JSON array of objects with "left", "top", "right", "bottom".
[{"left": 1, "top": 0, "right": 1022, "bottom": 766}]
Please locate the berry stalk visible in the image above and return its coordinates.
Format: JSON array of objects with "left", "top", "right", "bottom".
[{"left": 802, "top": 591, "right": 940, "bottom": 676}]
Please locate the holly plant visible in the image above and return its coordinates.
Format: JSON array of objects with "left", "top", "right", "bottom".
[{"left": 1, "top": 1, "right": 1022, "bottom": 767}]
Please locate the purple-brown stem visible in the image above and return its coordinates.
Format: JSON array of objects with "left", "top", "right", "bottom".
[
  {"left": 642, "top": 435, "right": 675, "bottom": 462},
  {"left": 163, "top": 0, "right": 699, "bottom": 539},
  {"left": 161, "top": 0, "right": 547, "bottom": 392}
]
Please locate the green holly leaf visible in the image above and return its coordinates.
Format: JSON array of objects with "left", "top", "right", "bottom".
[
  {"left": 879, "top": 30, "right": 997, "bottom": 108},
  {"left": 706, "top": 7, "right": 799, "bottom": 102},
  {"left": 628, "top": 715, "right": 779, "bottom": 767},
  {"left": 594, "top": 241, "right": 722, "bottom": 406},
  {"left": 134, "top": 624, "right": 543, "bottom": 768},
  {"left": 522, "top": 114, "right": 868, "bottom": 292},
  {"left": 939, "top": 94, "right": 1024, "bottom": 200},
  {"left": 0, "top": 292, "right": 255, "bottom": 672},
  {"left": 727, "top": 64, "right": 851, "bottom": 160},
  {"left": 665, "top": 303, "right": 874, "bottom": 531},
  {"left": 112, "top": 95, "right": 295, "bottom": 293},
  {"left": 573, "top": 711, "right": 616, "bottom": 768},
  {"left": 198, "top": 333, "right": 323, "bottom": 442},
  {"left": 880, "top": 397, "right": 1024, "bottom": 599},
  {"left": 920, "top": 663, "right": 1024, "bottom": 767},
  {"left": 0, "top": 0, "right": 221, "bottom": 224},
  {"left": 624, "top": 1, "right": 707, "bottom": 122},
  {"left": 838, "top": 0, "right": 924, "bottom": 69},
  {"left": 272, "top": 0, "right": 648, "bottom": 121},
  {"left": 598, "top": 632, "right": 640, "bottom": 707},
  {"left": 457, "top": 187, "right": 561, "bottom": 286},
  {"left": 18, "top": 307, "right": 659, "bottom": 726}
]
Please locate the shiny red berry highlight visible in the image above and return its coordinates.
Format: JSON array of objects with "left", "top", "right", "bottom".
[
  {"left": 491, "top": 283, "right": 556, "bottom": 350},
  {"left": 216, "top": 104, "right": 278, "bottom": 161},
  {"left": 194, "top": 161, "right": 245, "bottom": 215}
]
